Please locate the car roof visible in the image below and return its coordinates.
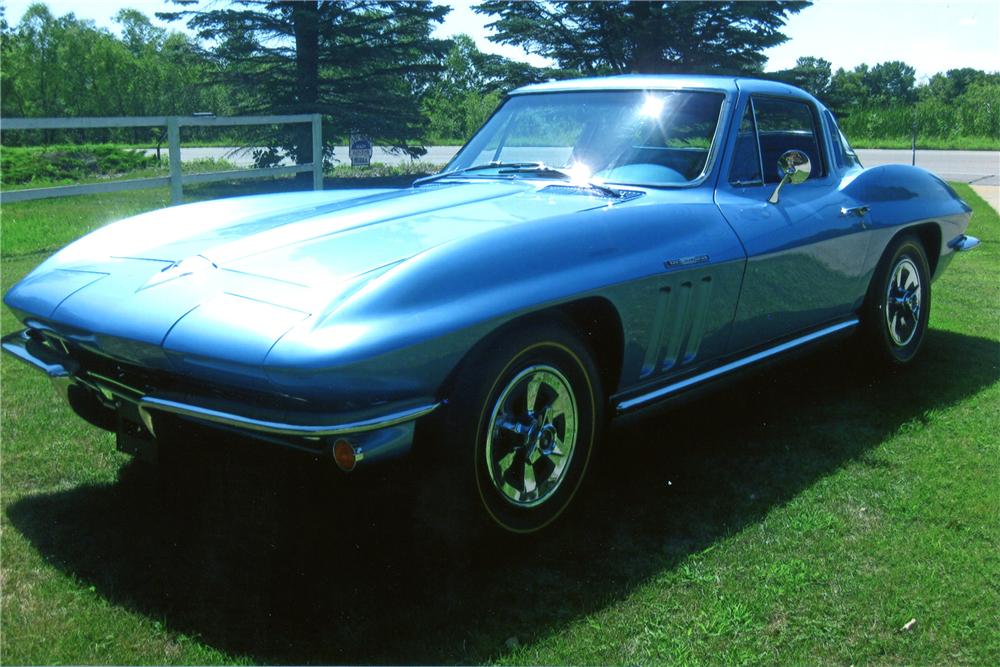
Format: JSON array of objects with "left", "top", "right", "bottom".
[{"left": 509, "top": 74, "right": 812, "bottom": 100}]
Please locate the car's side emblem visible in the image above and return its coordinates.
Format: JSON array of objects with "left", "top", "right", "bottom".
[
  {"left": 138, "top": 254, "right": 218, "bottom": 291},
  {"left": 665, "top": 255, "right": 709, "bottom": 268}
]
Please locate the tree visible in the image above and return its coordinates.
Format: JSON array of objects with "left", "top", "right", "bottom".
[
  {"left": 159, "top": 1, "right": 451, "bottom": 164},
  {"left": 1, "top": 3, "right": 226, "bottom": 144},
  {"left": 421, "top": 34, "right": 552, "bottom": 143},
  {"left": 865, "top": 61, "right": 917, "bottom": 105},
  {"left": 921, "top": 68, "right": 1000, "bottom": 102},
  {"left": 769, "top": 56, "right": 832, "bottom": 99},
  {"left": 474, "top": 1, "right": 811, "bottom": 75},
  {"left": 828, "top": 60, "right": 918, "bottom": 113},
  {"left": 115, "top": 8, "right": 167, "bottom": 57}
]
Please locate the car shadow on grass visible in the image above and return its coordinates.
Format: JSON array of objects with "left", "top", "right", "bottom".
[{"left": 7, "top": 328, "right": 999, "bottom": 664}]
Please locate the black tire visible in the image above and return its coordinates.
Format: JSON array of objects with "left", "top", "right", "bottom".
[
  {"left": 420, "top": 319, "right": 605, "bottom": 538},
  {"left": 861, "top": 234, "right": 932, "bottom": 365}
]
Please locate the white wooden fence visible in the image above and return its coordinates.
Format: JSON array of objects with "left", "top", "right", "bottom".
[{"left": 0, "top": 114, "right": 323, "bottom": 205}]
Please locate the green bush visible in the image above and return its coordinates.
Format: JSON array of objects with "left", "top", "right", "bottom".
[
  {"left": 326, "top": 162, "right": 446, "bottom": 178},
  {"left": 1, "top": 144, "right": 157, "bottom": 186}
]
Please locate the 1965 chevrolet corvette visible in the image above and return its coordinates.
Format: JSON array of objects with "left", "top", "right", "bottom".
[{"left": 3, "top": 75, "right": 979, "bottom": 534}]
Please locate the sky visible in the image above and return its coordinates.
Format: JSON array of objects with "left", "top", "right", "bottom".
[{"left": 3, "top": 0, "right": 998, "bottom": 80}]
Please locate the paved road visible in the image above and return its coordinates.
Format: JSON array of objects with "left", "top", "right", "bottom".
[
  {"left": 855, "top": 149, "right": 999, "bottom": 186},
  {"left": 148, "top": 146, "right": 999, "bottom": 185}
]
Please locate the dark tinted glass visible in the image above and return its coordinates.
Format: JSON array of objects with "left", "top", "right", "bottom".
[
  {"left": 752, "top": 97, "right": 823, "bottom": 184},
  {"left": 729, "top": 102, "right": 763, "bottom": 185},
  {"left": 825, "top": 110, "right": 862, "bottom": 169}
]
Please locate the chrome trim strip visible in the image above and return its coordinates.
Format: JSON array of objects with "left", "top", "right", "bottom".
[
  {"left": 949, "top": 234, "right": 980, "bottom": 252},
  {"left": 2, "top": 328, "right": 440, "bottom": 438},
  {"left": 137, "top": 397, "right": 440, "bottom": 437},
  {"left": 616, "top": 318, "right": 860, "bottom": 414}
]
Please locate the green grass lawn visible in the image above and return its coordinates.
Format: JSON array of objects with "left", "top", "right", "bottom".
[{"left": 1, "top": 184, "right": 997, "bottom": 665}]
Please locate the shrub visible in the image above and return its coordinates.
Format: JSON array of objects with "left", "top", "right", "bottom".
[{"left": 1, "top": 144, "right": 157, "bottom": 185}]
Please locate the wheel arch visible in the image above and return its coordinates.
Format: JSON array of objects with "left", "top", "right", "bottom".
[
  {"left": 909, "top": 222, "right": 942, "bottom": 278},
  {"left": 870, "top": 221, "right": 942, "bottom": 287},
  {"left": 435, "top": 296, "right": 625, "bottom": 407}
]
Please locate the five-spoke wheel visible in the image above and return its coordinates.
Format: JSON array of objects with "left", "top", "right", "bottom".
[
  {"left": 885, "top": 257, "right": 923, "bottom": 347},
  {"left": 486, "top": 365, "right": 579, "bottom": 507},
  {"left": 422, "top": 319, "right": 604, "bottom": 537},
  {"left": 863, "top": 234, "right": 931, "bottom": 364}
]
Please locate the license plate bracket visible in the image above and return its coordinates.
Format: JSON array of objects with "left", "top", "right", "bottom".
[{"left": 116, "top": 405, "right": 158, "bottom": 464}]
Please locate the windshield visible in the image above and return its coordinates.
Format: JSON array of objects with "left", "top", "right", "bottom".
[{"left": 445, "top": 90, "right": 726, "bottom": 186}]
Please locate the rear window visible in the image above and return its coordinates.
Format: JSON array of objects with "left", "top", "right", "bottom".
[{"left": 824, "top": 110, "right": 862, "bottom": 169}]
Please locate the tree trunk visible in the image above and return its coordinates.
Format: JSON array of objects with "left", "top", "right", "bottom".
[
  {"left": 627, "top": 1, "right": 663, "bottom": 74},
  {"left": 292, "top": 1, "right": 320, "bottom": 171}
]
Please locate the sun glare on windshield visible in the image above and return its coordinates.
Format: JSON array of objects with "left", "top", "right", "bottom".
[
  {"left": 566, "top": 162, "right": 594, "bottom": 184},
  {"left": 639, "top": 95, "right": 665, "bottom": 119}
]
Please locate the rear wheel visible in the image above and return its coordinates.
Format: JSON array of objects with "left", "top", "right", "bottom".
[
  {"left": 421, "top": 320, "right": 604, "bottom": 537},
  {"left": 862, "top": 234, "right": 932, "bottom": 365}
]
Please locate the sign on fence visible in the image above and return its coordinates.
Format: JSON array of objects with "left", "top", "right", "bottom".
[{"left": 349, "top": 134, "right": 373, "bottom": 168}]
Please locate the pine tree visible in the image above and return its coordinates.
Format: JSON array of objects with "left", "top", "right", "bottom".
[
  {"left": 159, "top": 1, "right": 450, "bottom": 164},
  {"left": 475, "top": 1, "right": 810, "bottom": 76}
]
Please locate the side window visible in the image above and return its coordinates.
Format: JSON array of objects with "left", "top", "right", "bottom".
[
  {"left": 752, "top": 97, "right": 825, "bottom": 184},
  {"left": 824, "top": 110, "right": 862, "bottom": 169},
  {"left": 729, "top": 102, "right": 763, "bottom": 186}
]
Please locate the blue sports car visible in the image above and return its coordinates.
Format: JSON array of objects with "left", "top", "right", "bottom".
[{"left": 2, "top": 75, "right": 979, "bottom": 534}]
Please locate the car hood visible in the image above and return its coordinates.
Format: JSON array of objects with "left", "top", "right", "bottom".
[{"left": 5, "top": 181, "right": 624, "bottom": 369}]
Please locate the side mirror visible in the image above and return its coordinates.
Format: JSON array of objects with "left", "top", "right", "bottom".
[{"left": 768, "top": 149, "right": 812, "bottom": 204}]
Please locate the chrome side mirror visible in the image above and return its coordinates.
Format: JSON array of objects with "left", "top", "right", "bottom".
[{"left": 768, "top": 149, "right": 812, "bottom": 204}]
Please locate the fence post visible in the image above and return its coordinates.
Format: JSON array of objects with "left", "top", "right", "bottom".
[
  {"left": 311, "top": 113, "right": 323, "bottom": 191},
  {"left": 167, "top": 116, "right": 183, "bottom": 204}
]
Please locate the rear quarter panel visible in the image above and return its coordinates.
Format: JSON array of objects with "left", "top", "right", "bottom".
[{"left": 844, "top": 164, "right": 973, "bottom": 283}]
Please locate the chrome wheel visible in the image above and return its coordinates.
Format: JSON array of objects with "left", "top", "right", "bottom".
[
  {"left": 885, "top": 257, "right": 922, "bottom": 347},
  {"left": 485, "top": 365, "right": 579, "bottom": 507}
]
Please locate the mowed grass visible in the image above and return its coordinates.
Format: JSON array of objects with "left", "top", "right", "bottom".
[{"left": 1, "top": 184, "right": 998, "bottom": 665}]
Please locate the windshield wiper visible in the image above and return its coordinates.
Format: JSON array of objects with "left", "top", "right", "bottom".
[
  {"left": 497, "top": 164, "right": 623, "bottom": 198},
  {"left": 413, "top": 161, "right": 546, "bottom": 186}
]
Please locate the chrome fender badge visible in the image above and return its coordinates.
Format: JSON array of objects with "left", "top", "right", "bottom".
[{"left": 665, "top": 255, "right": 709, "bottom": 268}]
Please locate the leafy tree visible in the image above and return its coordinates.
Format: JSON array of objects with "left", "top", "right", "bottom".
[
  {"left": 433, "top": 34, "right": 549, "bottom": 95},
  {"left": 474, "top": 1, "right": 810, "bottom": 75},
  {"left": 1, "top": 3, "right": 226, "bottom": 144},
  {"left": 421, "top": 34, "right": 552, "bottom": 143},
  {"left": 921, "top": 68, "right": 1000, "bottom": 102},
  {"left": 866, "top": 61, "right": 917, "bottom": 105},
  {"left": 115, "top": 8, "right": 167, "bottom": 57},
  {"left": 159, "top": 0, "right": 451, "bottom": 164},
  {"left": 769, "top": 56, "right": 832, "bottom": 99},
  {"left": 828, "top": 61, "right": 917, "bottom": 112}
]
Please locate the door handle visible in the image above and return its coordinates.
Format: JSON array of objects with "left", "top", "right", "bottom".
[{"left": 840, "top": 205, "right": 870, "bottom": 217}]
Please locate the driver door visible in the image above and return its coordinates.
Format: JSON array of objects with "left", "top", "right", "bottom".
[{"left": 715, "top": 95, "right": 872, "bottom": 354}]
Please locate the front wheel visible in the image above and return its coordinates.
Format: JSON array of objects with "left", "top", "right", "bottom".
[
  {"left": 862, "top": 234, "right": 932, "bottom": 365},
  {"left": 423, "top": 320, "right": 605, "bottom": 536}
]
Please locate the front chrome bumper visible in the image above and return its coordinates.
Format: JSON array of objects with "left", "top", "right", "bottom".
[{"left": 2, "top": 328, "right": 438, "bottom": 464}]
